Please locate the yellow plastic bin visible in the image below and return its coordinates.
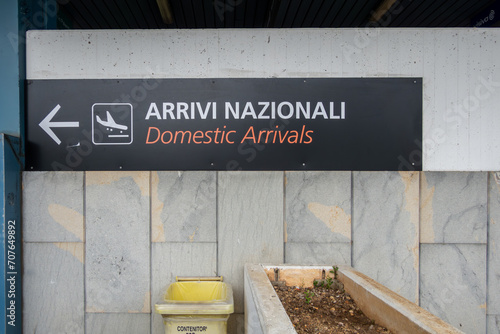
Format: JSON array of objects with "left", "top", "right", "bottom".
[{"left": 155, "top": 277, "right": 234, "bottom": 334}]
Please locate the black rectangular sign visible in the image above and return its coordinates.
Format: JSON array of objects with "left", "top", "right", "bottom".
[{"left": 26, "top": 78, "right": 422, "bottom": 171}]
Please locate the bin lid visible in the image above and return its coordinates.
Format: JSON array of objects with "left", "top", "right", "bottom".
[{"left": 155, "top": 281, "right": 234, "bottom": 315}]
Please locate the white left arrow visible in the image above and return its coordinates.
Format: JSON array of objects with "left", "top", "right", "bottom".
[{"left": 39, "top": 104, "right": 80, "bottom": 145}]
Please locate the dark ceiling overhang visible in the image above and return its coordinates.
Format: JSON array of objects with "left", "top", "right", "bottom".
[{"left": 54, "top": 0, "right": 500, "bottom": 30}]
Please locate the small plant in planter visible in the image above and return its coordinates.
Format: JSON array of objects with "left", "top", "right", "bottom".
[
  {"left": 246, "top": 264, "right": 464, "bottom": 334},
  {"left": 273, "top": 266, "right": 391, "bottom": 333},
  {"left": 325, "top": 276, "right": 334, "bottom": 289},
  {"left": 331, "top": 266, "right": 339, "bottom": 279},
  {"left": 313, "top": 265, "right": 344, "bottom": 292},
  {"left": 304, "top": 289, "right": 314, "bottom": 304}
]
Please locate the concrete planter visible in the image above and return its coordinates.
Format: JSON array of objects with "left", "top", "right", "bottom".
[{"left": 244, "top": 264, "right": 464, "bottom": 334}]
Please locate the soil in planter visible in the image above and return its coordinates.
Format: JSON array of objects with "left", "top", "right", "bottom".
[{"left": 274, "top": 284, "right": 392, "bottom": 334}]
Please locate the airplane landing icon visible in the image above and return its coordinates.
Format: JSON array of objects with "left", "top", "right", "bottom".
[
  {"left": 92, "top": 103, "right": 133, "bottom": 145},
  {"left": 96, "top": 111, "right": 128, "bottom": 132}
]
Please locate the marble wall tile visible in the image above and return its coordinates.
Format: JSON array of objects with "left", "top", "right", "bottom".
[
  {"left": 151, "top": 171, "right": 216, "bottom": 243},
  {"left": 23, "top": 242, "right": 84, "bottom": 334},
  {"left": 488, "top": 315, "right": 500, "bottom": 334},
  {"left": 151, "top": 242, "right": 217, "bottom": 334},
  {"left": 420, "top": 244, "right": 486, "bottom": 334},
  {"left": 23, "top": 171, "right": 84, "bottom": 242},
  {"left": 85, "top": 171, "right": 150, "bottom": 313},
  {"left": 285, "top": 171, "right": 351, "bottom": 243},
  {"left": 285, "top": 242, "right": 351, "bottom": 265},
  {"left": 352, "top": 171, "right": 419, "bottom": 303},
  {"left": 218, "top": 171, "right": 284, "bottom": 313},
  {"left": 421, "top": 172, "right": 487, "bottom": 243},
  {"left": 489, "top": 172, "right": 500, "bottom": 314},
  {"left": 86, "top": 313, "right": 150, "bottom": 334}
]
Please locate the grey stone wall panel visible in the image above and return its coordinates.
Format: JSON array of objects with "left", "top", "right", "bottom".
[
  {"left": 488, "top": 172, "right": 500, "bottom": 314},
  {"left": 85, "top": 171, "right": 150, "bottom": 313},
  {"left": 285, "top": 242, "right": 351, "bottom": 265},
  {"left": 352, "top": 171, "right": 419, "bottom": 303},
  {"left": 218, "top": 171, "right": 284, "bottom": 313},
  {"left": 22, "top": 171, "right": 84, "bottom": 242},
  {"left": 23, "top": 242, "right": 84, "bottom": 334},
  {"left": 420, "top": 243, "right": 487, "bottom": 334},
  {"left": 420, "top": 172, "right": 487, "bottom": 244},
  {"left": 151, "top": 171, "right": 216, "bottom": 243},
  {"left": 86, "top": 313, "right": 150, "bottom": 334},
  {"left": 285, "top": 171, "right": 351, "bottom": 243}
]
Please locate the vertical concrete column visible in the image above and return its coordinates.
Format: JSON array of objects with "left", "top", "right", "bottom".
[
  {"left": 1, "top": 3, "right": 23, "bottom": 328},
  {"left": 0, "top": 0, "right": 20, "bottom": 137},
  {"left": 1, "top": 135, "right": 22, "bottom": 334}
]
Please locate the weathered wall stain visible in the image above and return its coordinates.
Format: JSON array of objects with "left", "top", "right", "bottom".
[
  {"left": 86, "top": 171, "right": 149, "bottom": 197},
  {"left": 48, "top": 203, "right": 84, "bottom": 241},
  {"left": 54, "top": 242, "right": 84, "bottom": 263},
  {"left": 151, "top": 171, "right": 166, "bottom": 242},
  {"left": 420, "top": 172, "right": 435, "bottom": 243},
  {"left": 308, "top": 202, "right": 351, "bottom": 239}
]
